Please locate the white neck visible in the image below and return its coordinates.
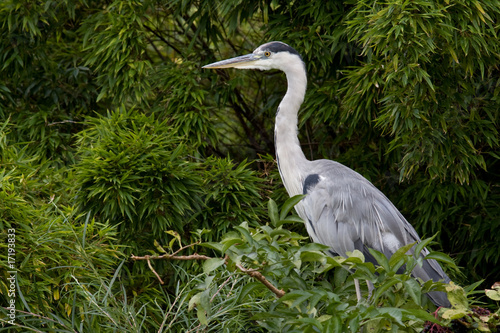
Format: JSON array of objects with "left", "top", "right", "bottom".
[{"left": 274, "top": 58, "right": 309, "bottom": 196}]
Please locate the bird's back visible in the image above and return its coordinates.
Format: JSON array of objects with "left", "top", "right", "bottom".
[{"left": 296, "top": 159, "right": 450, "bottom": 306}]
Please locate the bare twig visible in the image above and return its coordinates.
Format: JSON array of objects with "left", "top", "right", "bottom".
[
  {"left": 143, "top": 23, "right": 184, "bottom": 57},
  {"left": 146, "top": 257, "right": 164, "bottom": 284},
  {"left": 48, "top": 120, "right": 78, "bottom": 126},
  {"left": 171, "top": 241, "right": 201, "bottom": 257},
  {"left": 211, "top": 275, "right": 233, "bottom": 303},
  {"left": 235, "top": 263, "right": 285, "bottom": 298},
  {"left": 131, "top": 245, "right": 286, "bottom": 298},
  {"left": 131, "top": 251, "right": 210, "bottom": 263}
]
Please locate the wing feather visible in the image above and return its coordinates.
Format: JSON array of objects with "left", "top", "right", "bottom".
[{"left": 298, "top": 160, "right": 450, "bottom": 306}]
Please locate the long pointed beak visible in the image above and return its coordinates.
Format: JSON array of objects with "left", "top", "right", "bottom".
[{"left": 203, "top": 53, "right": 261, "bottom": 69}]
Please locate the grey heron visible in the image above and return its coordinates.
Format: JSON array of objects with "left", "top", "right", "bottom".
[{"left": 203, "top": 41, "right": 451, "bottom": 307}]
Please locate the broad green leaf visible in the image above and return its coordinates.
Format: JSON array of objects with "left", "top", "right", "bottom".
[
  {"left": 188, "top": 293, "right": 201, "bottom": 312},
  {"left": 378, "top": 307, "right": 404, "bottom": 326},
  {"left": 414, "top": 236, "right": 435, "bottom": 259},
  {"left": 403, "top": 279, "right": 422, "bottom": 305},
  {"left": 441, "top": 308, "right": 469, "bottom": 320},
  {"left": 445, "top": 282, "right": 468, "bottom": 310},
  {"left": 345, "top": 250, "right": 365, "bottom": 263},
  {"left": 389, "top": 242, "right": 415, "bottom": 269},
  {"left": 279, "top": 194, "right": 304, "bottom": 221},
  {"left": 368, "top": 248, "right": 390, "bottom": 272},
  {"left": 197, "top": 308, "right": 208, "bottom": 326},
  {"left": 199, "top": 242, "right": 224, "bottom": 253},
  {"left": 300, "top": 250, "right": 328, "bottom": 263},
  {"left": 268, "top": 199, "right": 279, "bottom": 227},
  {"left": 270, "top": 228, "right": 291, "bottom": 238},
  {"left": 203, "top": 258, "right": 225, "bottom": 274},
  {"left": 371, "top": 278, "right": 400, "bottom": 303},
  {"left": 485, "top": 288, "right": 500, "bottom": 301},
  {"left": 221, "top": 238, "right": 243, "bottom": 253},
  {"left": 425, "top": 252, "right": 456, "bottom": 268},
  {"left": 234, "top": 224, "right": 254, "bottom": 245}
]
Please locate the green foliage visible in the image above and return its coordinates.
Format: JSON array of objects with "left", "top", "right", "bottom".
[
  {"left": 74, "top": 107, "right": 204, "bottom": 242},
  {"left": 81, "top": 0, "right": 153, "bottom": 104},
  {"left": 0, "top": 0, "right": 100, "bottom": 163},
  {"left": 344, "top": 0, "right": 500, "bottom": 185},
  {"left": 73, "top": 106, "right": 265, "bottom": 249},
  {"left": 0, "top": 174, "right": 124, "bottom": 329},
  {"left": 151, "top": 61, "right": 220, "bottom": 151},
  {"left": 199, "top": 156, "right": 264, "bottom": 238}
]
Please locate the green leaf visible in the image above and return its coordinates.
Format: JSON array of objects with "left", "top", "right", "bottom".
[
  {"left": 378, "top": 307, "right": 404, "bottom": 326},
  {"left": 345, "top": 250, "right": 365, "bottom": 263},
  {"left": 485, "top": 286, "right": 500, "bottom": 301},
  {"left": 221, "top": 238, "right": 242, "bottom": 253},
  {"left": 165, "top": 230, "right": 182, "bottom": 248},
  {"left": 203, "top": 258, "right": 225, "bottom": 274},
  {"left": 324, "top": 315, "right": 342, "bottom": 333},
  {"left": 197, "top": 308, "right": 208, "bottom": 326},
  {"left": 403, "top": 279, "right": 422, "bottom": 305},
  {"left": 154, "top": 240, "right": 167, "bottom": 254},
  {"left": 441, "top": 308, "right": 469, "bottom": 320},
  {"left": 237, "top": 282, "right": 264, "bottom": 303},
  {"left": 368, "top": 248, "right": 390, "bottom": 272},
  {"left": 445, "top": 282, "right": 468, "bottom": 310},
  {"left": 199, "top": 242, "right": 224, "bottom": 253},
  {"left": 279, "top": 290, "right": 313, "bottom": 308},
  {"left": 279, "top": 215, "right": 304, "bottom": 225},
  {"left": 234, "top": 224, "right": 254, "bottom": 245},
  {"left": 270, "top": 228, "right": 291, "bottom": 238},
  {"left": 268, "top": 199, "right": 279, "bottom": 227},
  {"left": 371, "top": 278, "right": 400, "bottom": 303},
  {"left": 424, "top": 252, "right": 456, "bottom": 268},
  {"left": 414, "top": 236, "right": 435, "bottom": 259},
  {"left": 188, "top": 293, "right": 200, "bottom": 312},
  {"left": 300, "top": 250, "right": 328, "bottom": 264},
  {"left": 279, "top": 194, "right": 305, "bottom": 221},
  {"left": 389, "top": 242, "right": 415, "bottom": 268}
]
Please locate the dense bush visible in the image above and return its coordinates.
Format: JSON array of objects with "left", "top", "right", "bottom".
[{"left": 74, "top": 107, "right": 204, "bottom": 240}]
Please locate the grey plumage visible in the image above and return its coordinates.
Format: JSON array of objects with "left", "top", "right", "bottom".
[
  {"left": 204, "top": 41, "right": 451, "bottom": 307},
  {"left": 299, "top": 160, "right": 450, "bottom": 306}
]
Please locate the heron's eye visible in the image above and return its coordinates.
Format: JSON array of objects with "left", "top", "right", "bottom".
[{"left": 264, "top": 51, "right": 271, "bottom": 57}]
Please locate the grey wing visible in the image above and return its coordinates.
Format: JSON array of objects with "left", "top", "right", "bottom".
[
  {"left": 299, "top": 162, "right": 450, "bottom": 286},
  {"left": 299, "top": 165, "right": 415, "bottom": 258}
]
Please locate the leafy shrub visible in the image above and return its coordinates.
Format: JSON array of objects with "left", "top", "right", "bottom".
[
  {"left": 0, "top": 171, "right": 123, "bottom": 330},
  {"left": 199, "top": 156, "right": 264, "bottom": 239},
  {"left": 139, "top": 197, "right": 492, "bottom": 333},
  {"left": 74, "top": 107, "right": 204, "bottom": 245}
]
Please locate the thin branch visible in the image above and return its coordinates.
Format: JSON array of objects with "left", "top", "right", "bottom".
[
  {"left": 131, "top": 246, "right": 285, "bottom": 298},
  {"left": 235, "top": 263, "right": 285, "bottom": 298},
  {"left": 143, "top": 23, "right": 184, "bottom": 57},
  {"left": 210, "top": 275, "right": 233, "bottom": 303},
  {"left": 47, "top": 120, "right": 78, "bottom": 126},
  {"left": 147, "top": 257, "right": 164, "bottom": 284},
  {"left": 146, "top": 36, "right": 166, "bottom": 62},
  {"left": 131, "top": 253, "right": 212, "bottom": 261},
  {"left": 171, "top": 241, "right": 201, "bottom": 257}
]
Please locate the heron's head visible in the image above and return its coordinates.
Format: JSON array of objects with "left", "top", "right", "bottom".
[{"left": 203, "top": 41, "right": 304, "bottom": 73}]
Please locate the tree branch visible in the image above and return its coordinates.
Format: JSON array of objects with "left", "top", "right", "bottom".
[
  {"left": 131, "top": 246, "right": 285, "bottom": 298},
  {"left": 235, "top": 262, "right": 285, "bottom": 298}
]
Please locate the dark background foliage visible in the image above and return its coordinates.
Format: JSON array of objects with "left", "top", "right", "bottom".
[{"left": 1, "top": 0, "right": 499, "bottom": 331}]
